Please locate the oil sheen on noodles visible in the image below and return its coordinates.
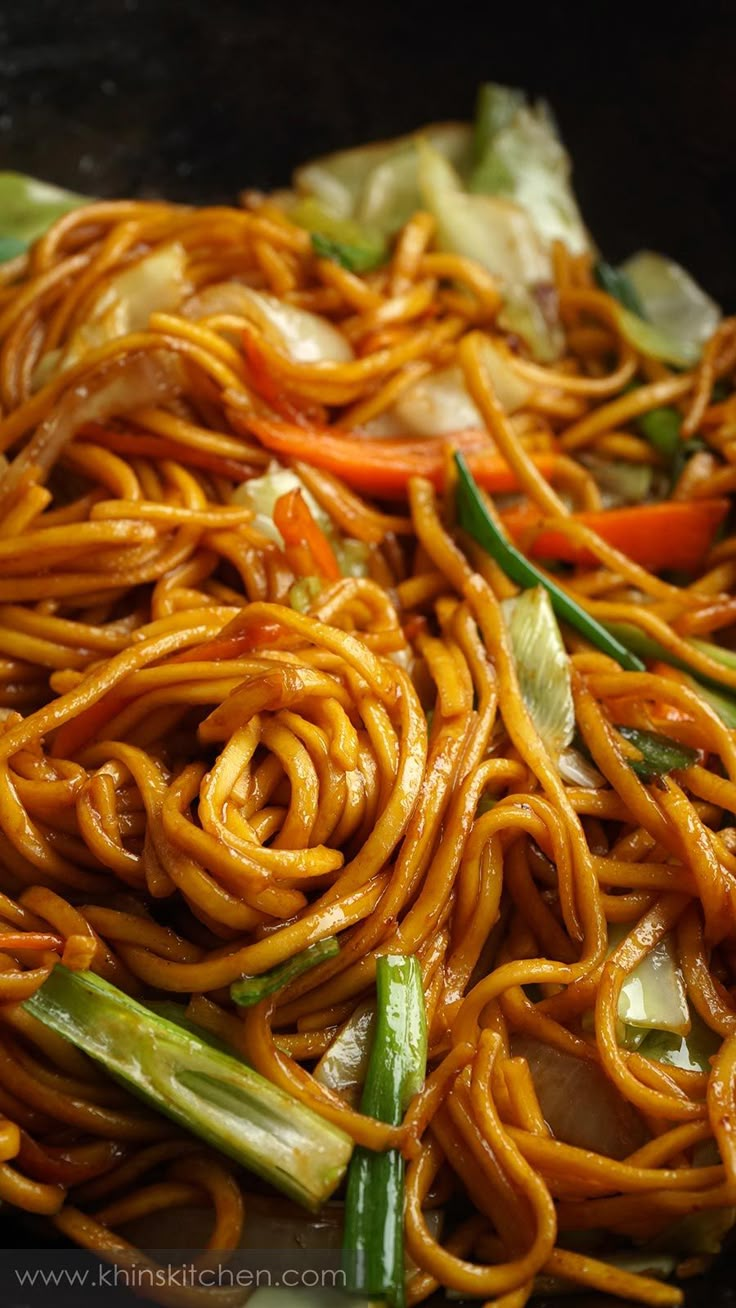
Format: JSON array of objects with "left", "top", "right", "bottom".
[{"left": 0, "top": 141, "right": 734, "bottom": 1308}]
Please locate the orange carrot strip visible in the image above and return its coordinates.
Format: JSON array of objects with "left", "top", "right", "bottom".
[
  {"left": 244, "top": 417, "right": 560, "bottom": 498},
  {"left": 501, "top": 499, "right": 729, "bottom": 573},
  {"left": 273, "top": 488, "right": 342, "bottom": 580}
]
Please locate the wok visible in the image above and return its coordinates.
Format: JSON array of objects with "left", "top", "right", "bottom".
[{"left": 0, "top": 0, "right": 734, "bottom": 1302}]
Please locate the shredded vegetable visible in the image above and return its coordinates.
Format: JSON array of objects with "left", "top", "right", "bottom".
[
  {"left": 26, "top": 967, "right": 353, "bottom": 1210},
  {"left": 455, "top": 452, "right": 645, "bottom": 670}
]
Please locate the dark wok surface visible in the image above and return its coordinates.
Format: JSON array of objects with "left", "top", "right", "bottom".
[
  {"left": 0, "top": 0, "right": 735, "bottom": 1303},
  {"left": 1, "top": 0, "right": 735, "bottom": 303}
]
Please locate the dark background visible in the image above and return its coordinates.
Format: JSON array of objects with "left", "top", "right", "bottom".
[
  {"left": 0, "top": 0, "right": 735, "bottom": 1301},
  {"left": 0, "top": 0, "right": 735, "bottom": 303}
]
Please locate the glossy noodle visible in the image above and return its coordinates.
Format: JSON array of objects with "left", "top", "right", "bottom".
[{"left": 0, "top": 88, "right": 735, "bottom": 1308}]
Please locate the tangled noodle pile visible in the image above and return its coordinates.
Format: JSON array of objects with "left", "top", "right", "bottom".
[{"left": 0, "top": 169, "right": 735, "bottom": 1308}]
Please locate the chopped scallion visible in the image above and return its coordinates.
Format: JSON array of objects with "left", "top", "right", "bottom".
[
  {"left": 616, "top": 726, "right": 697, "bottom": 781},
  {"left": 454, "top": 452, "right": 644, "bottom": 672},
  {"left": 231, "top": 938, "right": 339, "bottom": 1007},
  {"left": 26, "top": 966, "right": 352, "bottom": 1210},
  {"left": 343, "top": 955, "right": 427, "bottom": 1308}
]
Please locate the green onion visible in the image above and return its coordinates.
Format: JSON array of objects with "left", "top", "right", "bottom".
[
  {"left": 601, "top": 622, "right": 686, "bottom": 669},
  {"left": 230, "top": 938, "right": 339, "bottom": 1007},
  {"left": 0, "top": 234, "right": 27, "bottom": 262},
  {"left": 573, "top": 723, "right": 696, "bottom": 786},
  {"left": 684, "top": 677, "right": 736, "bottom": 730},
  {"left": 454, "top": 452, "right": 644, "bottom": 672},
  {"left": 476, "top": 792, "right": 498, "bottom": 816},
  {"left": 311, "top": 231, "right": 384, "bottom": 274},
  {"left": 26, "top": 966, "right": 352, "bottom": 1210},
  {"left": 594, "top": 260, "right": 645, "bottom": 317},
  {"left": 616, "top": 726, "right": 697, "bottom": 781},
  {"left": 635, "top": 405, "right": 682, "bottom": 461},
  {"left": 633, "top": 406, "right": 705, "bottom": 486},
  {"left": 602, "top": 621, "right": 736, "bottom": 726},
  {"left": 145, "top": 1001, "right": 236, "bottom": 1055},
  {"left": 689, "top": 636, "right": 736, "bottom": 670},
  {"left": 618, "top": 381, "right": 705, "bottom": 485},
  {"left": 343, "top": 955, "right": 427, "bottom": 1308}
]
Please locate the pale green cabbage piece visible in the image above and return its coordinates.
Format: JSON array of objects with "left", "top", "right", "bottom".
[
  {"left": 616, "top": 250, "right": 721, "bottom": 367},
  {"left": 609, "top": 923, "right": 690, "bottom": 1037},
  {"left": 501, "top": 586, "right": 574, "bottom": 757},
  {"left": 470, "top": 86, "right": 590, "bottom": 255},
  {"left": 293, "top": 123, "right": 471, "bottom": 229},
  {"left": 0, "top": 171, "right": 86, "bottom": 252},
  {"left": 231, "top": 464, "right": 330, "bottom": 545},
  {"left": 289, "top": 84, "right": 594, "bottom": 362}
]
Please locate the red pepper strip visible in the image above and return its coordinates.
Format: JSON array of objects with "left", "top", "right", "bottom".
[
  {"left": 244, "top": 416, "right": 560, "bottom": 498},
  {"left": 273, "top": 488, "right": 342, "bottom": 580},
  {"left": 0, "top": 933, "right": 63, "bottom": 952},
  {"left": 501, "top": 498, "right": 730, "bottom": 572}
]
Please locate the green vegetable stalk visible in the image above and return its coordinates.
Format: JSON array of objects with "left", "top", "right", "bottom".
[
  {"left": 231, "top": 938, "right": 339, "bottom": 1007},
  {"left": 454, "top": 452, "right": 644, "bottom": 672},
  {"left": 615, "top": 726, "right": 697, "bottom": 781},
  {"left": 634, "top": 405, "right": 682, "bottom": 462},
  {"left": 311, "top": 231, "right": 384, "bottom": 274},
  {"left": 343, "top": 955, "right": 427, "bottom": 1308},
  {"left": 602, "top": 621, "right": 736, "bottom": 727},
  {"left": 25, "top": 966, "right": 352, "bottom": 1211}
]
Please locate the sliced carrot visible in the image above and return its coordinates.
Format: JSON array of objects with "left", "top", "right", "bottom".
[
  {"left": 501, "top": 499, "right": 729, "bottom": 573},
  {"left": 273, "top": 488, "right": 342, "bottom": 580},
  {"left": 244, "top": 416, "right": 560, "bottom": 498}
]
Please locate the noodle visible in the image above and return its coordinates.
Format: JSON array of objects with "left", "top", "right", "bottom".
[{"left": 0, "top": 127, "right": 733, "bottom": 1308}]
